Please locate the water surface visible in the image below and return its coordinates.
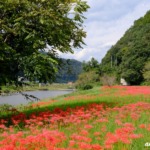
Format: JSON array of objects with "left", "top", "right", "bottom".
[{"left": 0, "top": 90, "right": 73, "bottom": 106}]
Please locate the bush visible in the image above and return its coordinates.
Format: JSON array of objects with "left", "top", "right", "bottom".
[
  {"left": 77, "top": 84, "right": 93, "bottom": 90},
  {"left": 100, "top": 74, "right": 116, "bottom": 86},
  {"left": 141, "top": 81, "right": 150, "bottom": 86},
  {"left": 121, "top": 69, "right": 142, "bottom": 85},
  {"left": 75, "top": 71, "right": 99, "bottom": 90},
  {"left": 143, "top": 60, "right": 150, "bottom": 83}
]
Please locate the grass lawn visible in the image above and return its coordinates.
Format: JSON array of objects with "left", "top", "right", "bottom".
[{"left": 0, "top": 85, "right": 150, "bottom": 150}]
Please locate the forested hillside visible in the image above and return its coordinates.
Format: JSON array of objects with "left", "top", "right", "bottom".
[
  {"left": 55, "top": 59, "right": 82, "bottom": 83},
  {"left": 101, "top": 10, "right": 150, "bottom": 85}
]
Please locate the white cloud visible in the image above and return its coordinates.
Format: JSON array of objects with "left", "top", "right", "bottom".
[{"left": 59, "top": 0, "right": 150, "bottom": 62}]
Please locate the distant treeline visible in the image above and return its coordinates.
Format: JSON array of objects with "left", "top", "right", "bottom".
[{"left": 55, "top": 58, "right": 82, "bottom": 83}]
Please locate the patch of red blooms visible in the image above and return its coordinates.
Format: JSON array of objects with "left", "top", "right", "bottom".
[
  {"left": 105, "top": 123, "right": 143, "bottom": 149},
  {"left": 32, "top": 99, "right": 57, "bottom": 107},
  {"left": 0, "top": 86, "right": 150, "bottom": 149},
  {"left": 103, "top": 86, "right": 150, "bottom": 96}
]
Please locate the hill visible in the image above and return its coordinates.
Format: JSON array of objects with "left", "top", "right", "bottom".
[
  {"left": 101, "top": 10, "right": 150, "bottom": 85},
  {"left": 55, "top": 58, "right": 82, "bottom": 83}
]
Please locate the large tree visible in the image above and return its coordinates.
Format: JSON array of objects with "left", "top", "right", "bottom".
[{"left": 0, "top": 0, "right": 89, "bottom": 85}]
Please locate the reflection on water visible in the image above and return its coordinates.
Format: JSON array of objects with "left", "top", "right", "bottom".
[{"left": 0, "top": 90, "right": 73, "bottom": 106}]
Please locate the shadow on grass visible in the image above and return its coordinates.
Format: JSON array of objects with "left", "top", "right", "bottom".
[
  {"left": 0, "top": 100, "right": 117, "bottom": 127},
  {"left": 27, "top": 101, "right": 117, "bottom": 115}
]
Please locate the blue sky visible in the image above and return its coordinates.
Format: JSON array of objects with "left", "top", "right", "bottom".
[{"left": 59, "top": 0, "right": 150, "bottom": 62}]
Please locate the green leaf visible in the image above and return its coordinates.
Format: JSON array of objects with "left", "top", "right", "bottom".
[
  {"left": 40, "top": 18, "right": 44, "bottom": 24},
  {"left": 24, "top": 33, "right": 33, "bottom": 40}
]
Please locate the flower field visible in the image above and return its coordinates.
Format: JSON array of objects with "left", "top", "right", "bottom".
[{"left": 0, "top": 86, "right": 150, "bottom": 150}]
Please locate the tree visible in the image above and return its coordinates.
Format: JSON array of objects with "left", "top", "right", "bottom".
[
  {"left": 55, "top": 58, "right": 82, "bottom": 83},
  {"left": 75, "top": 70, "right": 99, "bottom": 90},
  {"left": 82, "top": 57, "right": 99, "bottom": 72},
  {"left": 101, "top": 11, "right": 150, "bottom": 85},
  {"left": 0, "top": 0, "right": 89, "bottom": 85},
  {"left": 143, "top": 60, "right": 150, "bottom": 84}
]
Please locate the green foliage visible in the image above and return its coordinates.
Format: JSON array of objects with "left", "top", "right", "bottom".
[
  {"left": 82, "top": 84, "right": 93, "bottom": 90},
  {"left": 20, "top": 52, "right": 58, "bottom": 83},
  {"left": 101, "top": 11, "right": 150, "bottom": 85},
  {"left": 121, "top": 69, "right": 141, "bottom": 84},
  {"left": 75, "top": 70, "right": 99, "bottom": 90},
  {"left": 75, "top": 58, "right": 101, "bottom": 89},
  {"left": 82, "top": 57, "right": 100, "bottom": 72},
  {"left": 55, "top": 59, "right": 82, "bottom": 83},
  {"left": 0, "top": 0, "right": 89, "bottom": 85},
  {"left": 143, "top": 60, "right": 150, "bottom": 85}
]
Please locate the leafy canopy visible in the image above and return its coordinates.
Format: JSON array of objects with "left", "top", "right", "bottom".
[
  {"left": 143, "top": 60, "right": 150, "bottom": 84},
  {"left": 0, "top": 0, "right": 89, "bottom": 85},
  {"left": 101, "top": 11, "right": 150, "bottom": 85},
  {"left": 82, "top": 57, "right": 99, "bottom": 72}
]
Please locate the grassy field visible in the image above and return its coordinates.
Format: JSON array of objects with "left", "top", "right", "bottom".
[{"left": 0, "top": 85, "right": 150, "bottom": 150}]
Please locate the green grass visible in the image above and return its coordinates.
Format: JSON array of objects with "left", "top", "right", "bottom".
[{"left": 1, "top": 86, "right": 149, "bottom": 119}]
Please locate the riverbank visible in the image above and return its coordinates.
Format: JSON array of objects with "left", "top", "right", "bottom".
[
  {"left": 0, "top": 83, "right": 74, "bottom": 95},
  {"left": 1, "top": 85, "right": 150, "bottom": 117}
]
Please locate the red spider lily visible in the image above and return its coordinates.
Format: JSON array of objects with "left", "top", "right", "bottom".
[{"left": 0, "top": 87, "right": 149, "bottom": 150}]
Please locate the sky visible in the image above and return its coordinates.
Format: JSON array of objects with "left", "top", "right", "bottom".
[{"left": 59, "top": 0, "right": 150, "bottom": 62}]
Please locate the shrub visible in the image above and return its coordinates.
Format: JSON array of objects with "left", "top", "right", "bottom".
[
  {"left": 143, "top": 60, "right": 150, "bottom": 84},
  {"left": 100, "top": 74, "right": 116, "bottom": 86},
  {"left": 75, "top": 71, "right": 99, "bottom": 90},
  {"left": 77, "top": 84, "right": 93, "bottom": 90}
]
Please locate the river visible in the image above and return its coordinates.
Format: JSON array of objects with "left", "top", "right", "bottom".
[{"left": 0, "top": 90, "right": 73, "bottom": 106}]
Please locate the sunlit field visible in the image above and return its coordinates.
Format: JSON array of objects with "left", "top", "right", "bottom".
[{"left": 0, "top": 86, "right": 150, "bottom": 150}]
